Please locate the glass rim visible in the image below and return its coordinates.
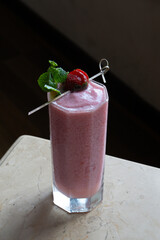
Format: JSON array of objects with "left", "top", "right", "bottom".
[{"left": 49, "top": 80, "right": 109, "bottom": 113}]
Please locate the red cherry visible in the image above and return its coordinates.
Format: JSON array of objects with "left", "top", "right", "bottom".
[{"left": 65, "top": 69, "right": 89, "bottom": 92}]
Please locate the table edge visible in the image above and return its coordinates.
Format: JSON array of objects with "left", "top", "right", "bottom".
[{"left": 0, "top": 135, "right": 50, "bottom": 166}]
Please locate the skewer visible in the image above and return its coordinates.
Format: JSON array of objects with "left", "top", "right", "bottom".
[
  {"left": 28, "top": 59, "right": 109, "bottom": 116},
  {"left": 28, "top": 91, "right": 70, "bottom": 116},
  {"left": 99, "top": 58, "right": 109, "bottom": 83}
]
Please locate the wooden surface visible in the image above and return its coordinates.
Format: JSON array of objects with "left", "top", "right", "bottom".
[{"left": 0, "top": 135, "right": 160, "bottom": 240}]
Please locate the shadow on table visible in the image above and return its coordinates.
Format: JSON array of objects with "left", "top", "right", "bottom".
[{"left": 2, "top": 192, "right": 83, "bottom": 240}]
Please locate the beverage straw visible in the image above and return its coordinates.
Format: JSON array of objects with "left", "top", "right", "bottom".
[{"left": 28, "top": 59, "right": 109, "bottom": 116}]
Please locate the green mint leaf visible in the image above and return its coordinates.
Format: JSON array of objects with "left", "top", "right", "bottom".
[
  {"left": 49, "top": 60, "right": 58, "bottom": 67},
  {"left": 50, "top": 67, "right": 69, "bottom": 83},
  {"left": 38, "top": 60, "right": 68, "bottom": 93},
  {"left": 48, "top": 72, "right": 57, "bottom": 88},
  {"left": 38, "top": 71, "right": 58, "bottom": 92},
  {"left": 48, "top": 66, "right": 55, "bottom": 74},
  {"left": 37, "top": 72, "right": 50, "bottom": 92},
  {"left": 44, "top": 84, "right": 61, "bottom": 95}
]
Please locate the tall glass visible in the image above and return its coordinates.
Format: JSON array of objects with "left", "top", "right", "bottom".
[{"left": 48, "top": 81, "right": 109, "bottom": 213}]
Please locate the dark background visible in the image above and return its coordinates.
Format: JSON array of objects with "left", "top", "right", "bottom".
[{"left": 0, "top": 1, "right": 160, "bottom": 167}]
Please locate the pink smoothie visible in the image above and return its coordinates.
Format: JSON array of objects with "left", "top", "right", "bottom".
[{"left": 49, "top": 81, "right": 108, "bottom": 198}]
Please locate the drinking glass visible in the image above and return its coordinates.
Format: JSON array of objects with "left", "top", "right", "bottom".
[{"left": 48, "top": 81, "right": 109, "bottom": 213}]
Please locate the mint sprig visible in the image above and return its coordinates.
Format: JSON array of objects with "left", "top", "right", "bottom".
[
  {"left": 37, "top": 60, "right": 68, "bottom": 95},
  {"left": 44, "top": 84, "right": 61, "bottom": 94},
  {"left": 48, "top": 60, "right": 58, "bottom": 67},
  {"left": 48, "top": 67, "right": 68, "bottom": 83}
]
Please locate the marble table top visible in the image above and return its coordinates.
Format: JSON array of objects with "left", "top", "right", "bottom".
[{"left": 0, "top": 135, "right": 160, "bottom": 240}]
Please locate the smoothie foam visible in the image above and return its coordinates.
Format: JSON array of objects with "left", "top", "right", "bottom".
[{"left": 49, "top": 81, "right": 108, "bottom": 198}]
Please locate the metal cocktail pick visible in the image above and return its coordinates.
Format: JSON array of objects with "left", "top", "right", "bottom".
[{"left": 28, "top": 59, "right": 109, "bottom": 116}]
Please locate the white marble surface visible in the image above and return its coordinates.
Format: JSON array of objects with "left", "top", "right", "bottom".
[{"left": 0, "top": 135, "right": 160, "bottom": 240}]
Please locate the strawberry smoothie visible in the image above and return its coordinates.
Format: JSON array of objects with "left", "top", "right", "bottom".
[{"left": 49, "top": 80, "right": 108, "bottom": 199}]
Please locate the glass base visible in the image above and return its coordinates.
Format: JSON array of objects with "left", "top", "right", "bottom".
[{"left": 52, "top": 184, "right": 103, "bottom": 213}]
